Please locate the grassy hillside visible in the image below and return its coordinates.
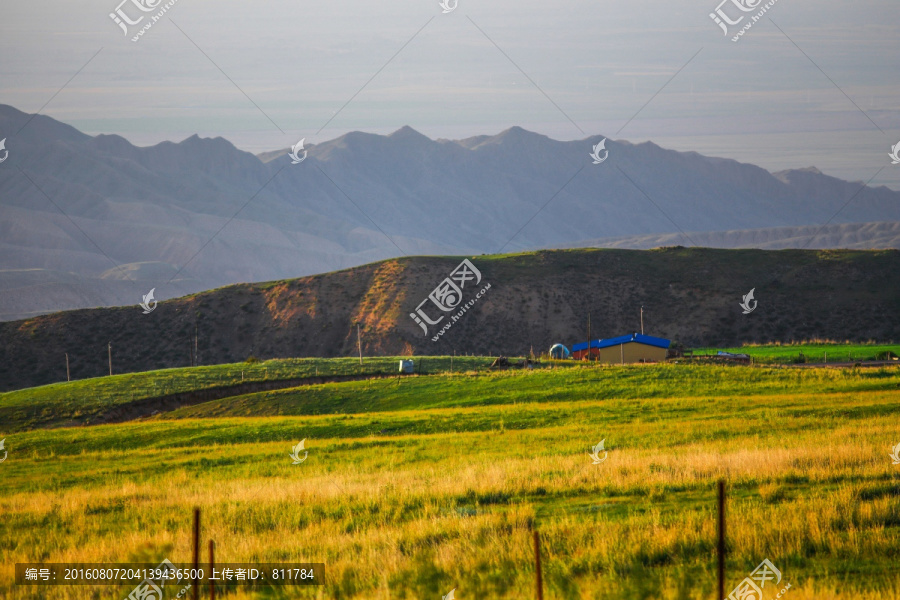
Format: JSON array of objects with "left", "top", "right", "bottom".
[
  {"left": 161, "top": 362, "right": 900, "bottom": 421},
  {"left": 2, "top": 248, "right": 899, "bottom": 392},
  {"left": 1, "top": 363, "right": 899, "bottom": 599},
  {"left": 694, "top": 342, "right": 900, "bottom": 363},
  {"left": 5, "top": 344, "right": 897, "bottom": 433},
  {"left": 0, "top": 356, "right": 497, "bottom": 432}
]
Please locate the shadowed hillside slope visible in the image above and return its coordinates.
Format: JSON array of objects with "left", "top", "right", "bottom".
[{"left": 1, "top": 247, "right": 898, "bottom": 391}]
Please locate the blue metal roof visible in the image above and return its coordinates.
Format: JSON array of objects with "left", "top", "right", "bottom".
[{"left": 571, "top": 333, "right": 670, "bottom": 352}]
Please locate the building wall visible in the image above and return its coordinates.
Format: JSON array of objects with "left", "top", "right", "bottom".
[
  {"left": 572, "top": 347, "right": 598, "bottom": 360},
  {"left": 596, "top": 342, "right": 667, "bottom": 364}
]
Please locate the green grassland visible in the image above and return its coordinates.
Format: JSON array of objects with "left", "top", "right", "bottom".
[
  {"left": 4, "top": 342, "right": 897, "bottom": 432},
  {"left": 2, "top": 357, "right": 900, "bottom": 599},
  {"left": 0, "top": 356, "right": 497, "bottom": 432},
  {"left": 692, "top": 343, "right": 900, "bottom": 363}
]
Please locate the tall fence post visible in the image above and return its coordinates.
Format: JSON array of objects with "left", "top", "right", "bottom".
[
  {"left": 209, "top": 539, "right": 215, "bottom": 600},
  {"left": 534, "top": 530, "right": 544, "bottom": 600},
  {"left": 717, "top": 480, "right": 726, "bottom": 600},
  {"left": 192, "top": 508, "right": 200, "bottom": 600}
]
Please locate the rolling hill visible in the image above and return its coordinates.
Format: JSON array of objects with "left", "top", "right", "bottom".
[{"left": 1, "top": 247, "right": 898, "bottom": 392}]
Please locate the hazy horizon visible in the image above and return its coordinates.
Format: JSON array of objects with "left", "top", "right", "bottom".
[{"left": 1, "top": 0, "right": 898, "bottom": 188}]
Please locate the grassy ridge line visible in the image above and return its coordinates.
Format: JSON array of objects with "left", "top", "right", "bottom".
[
  {"left": 1, "top": 366, "right": 898, "bottom": 457},
  {"left": 0, "top": 356, "right": 503, "bottom": 431},
  {"left": 2, "top": 352, "right": 898, "bottom": 433},
  {"left": 1, "top": 360, "right": 898, "bottom": 432},
  {"left": 163, "top": 364, "right": 900, "bottom": 420}
]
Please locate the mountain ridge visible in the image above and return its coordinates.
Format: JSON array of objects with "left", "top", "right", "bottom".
[{"left": 2, "top": 104, "right": 900, "bottom": 320}]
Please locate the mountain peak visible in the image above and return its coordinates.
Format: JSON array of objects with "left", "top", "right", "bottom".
[
  {"left": 465, "top": 126, "right": 550, "bottom": 150},
  {"left": 497, "top": 125, "right": 535, "bottom": 139},
  {"left": 491, "top": 126, "right": 554, "bottom": 146},
  {"left": 389, "top": 125, "right": 431, "bottom": 142},
  {"left": 177, "top": 133, "right": 240, "bottom": 153}
]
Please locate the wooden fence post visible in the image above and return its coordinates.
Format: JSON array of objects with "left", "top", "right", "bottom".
[
  {"left": 192, "top": 508, "right": 200, "bottom": 600},
  {"left": 534, "top": 530, "right": 544, "bottom": 600},
  {"left": 209, "top": 539, "right": 215, "bottom": 600},
  {"left": 717, "top": 480, "right": 726, "bottom": 600}
]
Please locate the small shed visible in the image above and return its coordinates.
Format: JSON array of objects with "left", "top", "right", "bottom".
[
  {"left": 571, "top": 333, "right": 670, "bottom": 364},
  {"left": 549, "top": 344, "right": 570, "bottom": 359}
]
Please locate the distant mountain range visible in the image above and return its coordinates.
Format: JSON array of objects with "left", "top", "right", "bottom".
[
  {"left": 1, "top": 103, "right": 899, "bottom": 321},
  {"left": 560, "top": 221, "right": 900, "bottom": 251}
]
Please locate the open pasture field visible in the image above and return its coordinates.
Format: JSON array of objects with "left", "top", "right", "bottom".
[
  {"left": 2, "top": 360, "right": 900, "bottom": 599},
  {"left": 0, "top": 356, "right": 496, "bottom": 432},
  {"left": 693, "top": 343, "right": 900, "bottom": 364}
]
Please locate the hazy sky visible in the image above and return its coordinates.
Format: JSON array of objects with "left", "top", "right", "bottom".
[{"left": 2, "top": 0, "right": 899, "bottom": 188}]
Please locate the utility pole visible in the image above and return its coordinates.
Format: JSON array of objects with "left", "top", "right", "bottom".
[
  {"left": 640, "top": 305, "right": 644, "bottom": 335},
  {"left": 587, "top": 312, "right": 592, "bottom": 361},
  {"left": 108, "top": 342, "right": 113, "bottom": 376},
  {"left": 66, "top": 353, "right": 70, "bottom": 382},
  {"left": 195, "top": 323, "right": 199, "bottom": 367},
  {"left": 356, "top": 323, "right": 363, "bottom": 365}
]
